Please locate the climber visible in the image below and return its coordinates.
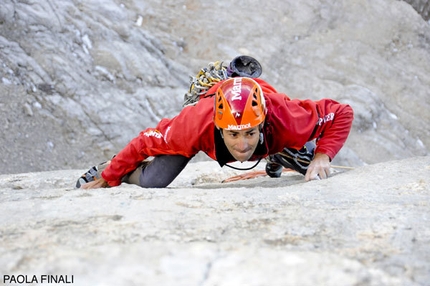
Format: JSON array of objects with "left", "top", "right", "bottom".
[{"left": 77, "top": 57, "right": 353, "bottom": 189}]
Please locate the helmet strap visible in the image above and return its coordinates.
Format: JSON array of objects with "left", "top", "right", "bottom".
[
  {"left": 225, "top": 158, "right": 262, "bottom": 171},
  {"left": 258, "top": 123, "right": 265, "bottom": 144},
  {"left": 219, "top": 129, "right": 224, "bottom": 139}
]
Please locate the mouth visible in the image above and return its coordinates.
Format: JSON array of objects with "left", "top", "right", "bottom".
[
  {"left": 233, "top": 150, "right": 252, "bottom": 162},
  {"left": 235, "top": 147, "right": 252, "bottom": 154}
]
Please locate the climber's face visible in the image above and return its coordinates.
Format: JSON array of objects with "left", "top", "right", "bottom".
[{"left": 221, "top": 126, "right": 260, "bottom": 162}]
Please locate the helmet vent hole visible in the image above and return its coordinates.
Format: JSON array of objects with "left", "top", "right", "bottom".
[{"left": 252, "top": 91, "right": 259, "bottom": 106}]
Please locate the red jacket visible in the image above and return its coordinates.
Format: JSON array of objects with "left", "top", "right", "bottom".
[{"left": 102, "top": 78, "right": 354, "bottom": 186}]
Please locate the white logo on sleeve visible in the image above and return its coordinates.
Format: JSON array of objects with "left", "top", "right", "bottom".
[
  {"left": 143, "top": 129, "right": 163, "bottom": 139},
  {"left": 318, "top": 112, "right": 334, "bottom": 125}
]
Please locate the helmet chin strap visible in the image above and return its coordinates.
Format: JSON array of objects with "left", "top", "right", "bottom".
[{"left": 225, "top": 158, "right": 262, "bottom": 171}]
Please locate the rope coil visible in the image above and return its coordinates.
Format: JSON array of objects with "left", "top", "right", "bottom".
[{"left": 183, "top": 61, "right": 228, "bottom": 107}]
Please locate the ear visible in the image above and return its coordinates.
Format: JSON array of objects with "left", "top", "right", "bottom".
[{"left": 259, "top": 123, "right": 264, "bottom": 144}]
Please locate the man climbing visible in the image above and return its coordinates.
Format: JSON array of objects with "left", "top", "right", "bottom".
[{"left": 77, "top": 56, "right": 354, "bottom": 189}]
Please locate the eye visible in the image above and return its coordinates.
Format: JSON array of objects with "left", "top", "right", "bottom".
[{"left": 246, "top": 128, "right": 259, "bottom": 137}]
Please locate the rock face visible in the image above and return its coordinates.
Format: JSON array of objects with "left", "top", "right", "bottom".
[
  {"left": 0, "top": 0, "right": 429, "bottom": 174},
  {"left": 0, "top": 2, "right": 429, "bottom": 284},
  {"left": 0, "top": 156, "right": 429, "bottom": 285},
  {"left": 1, "top": 2, "right": 430, "bottom": 283},
  {"left": 0, "top": 0, "right": 189, "bottom": 174},
  {"left": 404, "top": 0, "right": 430, "bottom": 20}
]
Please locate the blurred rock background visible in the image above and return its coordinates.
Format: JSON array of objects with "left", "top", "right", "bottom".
[{"left": 0, "top": 0, "right": 429, "bottom": 174}]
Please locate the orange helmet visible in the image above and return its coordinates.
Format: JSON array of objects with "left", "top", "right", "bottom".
[{"left": 214, "top": 77, "right": 266, "bottom": 130}]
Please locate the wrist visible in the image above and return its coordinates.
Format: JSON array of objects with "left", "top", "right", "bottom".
[{"left": 314, "top": 152, "right": 330, "bottom": 162}]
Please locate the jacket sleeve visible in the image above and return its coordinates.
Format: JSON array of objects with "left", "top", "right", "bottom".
[
  {"left": 311, "top": 99, "right": 354, "bottom": 160},
  {"left": 101, "top": 97, "right": 215, "bottom": 186},
  {"left": 267, "top": 94, "right": 353, "bottom": 160}
]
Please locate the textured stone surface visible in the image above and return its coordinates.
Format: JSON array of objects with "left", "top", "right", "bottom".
[
  {"left": 404, "top": 0, "right": 430, "bottom": 20},
  {"left": 1, "top": 2, "right": 430, "bottom": 283},
  {"left": 0, "top": 156, "right": 429, "bottom": 285}
]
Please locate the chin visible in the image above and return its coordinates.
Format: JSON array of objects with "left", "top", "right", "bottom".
[{"left": 234, "top": 153, "right": 252, "bottom": 163}]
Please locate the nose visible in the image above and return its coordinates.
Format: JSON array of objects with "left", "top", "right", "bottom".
[{"left": 236, "top": 136, "right": 249, "bottom": 152}]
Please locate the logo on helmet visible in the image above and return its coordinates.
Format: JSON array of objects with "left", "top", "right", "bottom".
[
  {"left": 231, "top": 77, "right": 242, "bottom": 101},
  {"left": 227, "top": 123, "right": 251, "bottom": 130}
]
